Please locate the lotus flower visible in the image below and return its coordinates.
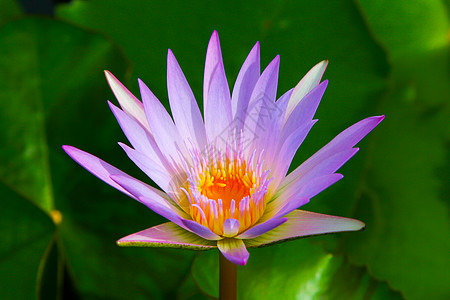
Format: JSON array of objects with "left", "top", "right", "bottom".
[{"left": 63, "top": 31, "right": 383, "bottom": 266}]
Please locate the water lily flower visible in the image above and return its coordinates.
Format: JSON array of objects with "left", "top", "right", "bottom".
[{"left": 63, "top": 31, "right": 383, "bottom": 266}]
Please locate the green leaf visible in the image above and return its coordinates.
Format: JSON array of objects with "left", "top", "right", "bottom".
[
  {"left": 177, "top": 273, "right": 211, "bottom": 300},
  {"left": 356, "top": 0, "right": 449, "bottom": 57},
  {"left": 0, "top": 181, "right": 54, "bottom": 300},
  {"left": 0, "top": 16, "right": 195, "bottom": 299},
  {"left": 55, "top": 0, "right": 392, "bottom": 298},
  {"left": 357, "top": 0, "right": 449, "bottom": 107},
  {"left": 56, "top": 0, "right": 389, "bottom": 136},
  {"left": 37, "top": 235, "right": 64, "bottom": 300},
  {"left": 0, "top": 16, "right": 55, "bottom": 212},
  {"left": 0, "top": 0, "right": 22, "bottom": 24},
  {"left": 337, "top": 93, "right": 450, "bottom": 300},
  {"left": 192, "top": 240, "right": 402, "bottom": 299},
  {"left": 47, "top": 1, "right": 447, "bottom": 299},
  {"left": 307, "top": 2, "right": 450, "bottom": 299}
]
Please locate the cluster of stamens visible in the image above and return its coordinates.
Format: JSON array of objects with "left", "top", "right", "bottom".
[{"left": 183, "top": 142, "right": 272, "bottom": 237}]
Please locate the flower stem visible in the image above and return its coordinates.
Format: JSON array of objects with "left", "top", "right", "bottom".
[{"left": 219, "top": 253, "right": 237, "bottom": 300}]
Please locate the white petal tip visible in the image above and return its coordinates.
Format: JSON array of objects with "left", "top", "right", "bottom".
[
  {"left": 104, "top": 70, "right": 119, "bottom": 85},
  {"left": 354, "top": 220, "right": 366, "bottom": 231}
]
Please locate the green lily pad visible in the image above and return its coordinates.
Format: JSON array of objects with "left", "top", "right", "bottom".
[
  {"left": 0, "top": 0, "right": 21, "bottom": 24},
  {"left": 336, "top": 91, "right": 450, "bottom": 300},
  {"left": 356, "top": 0, "right": 448, "bottom": 57},
  {"left": 192, "top": 240, "right": 403, "bottom": 299},
  {"left": 56, "top": 0, "right": 388, "bottom": 136},
  {"left": 0, "top": 16, "right": 195, "bottom": 299},
  {"left": 7, "top": 0, "right": 444, "bottom": 299},
  {"left": 308, "top": 2, "right": 450, "bottom": 299},
  {"left": 0, "top": 181, "right": 54, "bottom": 299}
]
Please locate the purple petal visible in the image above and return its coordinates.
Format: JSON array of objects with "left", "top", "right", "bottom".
[
  {"left": 261, "top": 197, "right": 310, "bottom": 222},
  {"left": 243, "top": 56, "right": 280, "bottom": 153},
  {"left": 246, "top": 210, "right": 365, "bottom": 248},
  {"left": 263, "top": 174, "right": 343, "bottom": 222},
  {"left": 281, "top": 80, "right": 328, "bottom": 142},
  {"left": 139, "top": 79, "right": 187, "bottom": 163},
  {"left": 110, "top": 174, "right": 190, "bottom": 230},
  {"left": 249, "top": 55, "right": 279, "bottom": 104},
  {"left": 299, "top": 173, "right": 344, "bottom": 199},
  {"left": 181, "top": 219, "right": 222, "bottom": 241},
  {"left": 135, "top": 195, "right": 188, "bottom": 229},
  {"left": 274, "top": 148, "right": 358, "bottom": 201},
  {"left": 295, "top": 148, "right": 358, "bottom": 186},
  {"left": 167, "top": 49, "right": 207, "bottom": 149},
  {"left": 109, "top": 174, "right": 185, "bottom": 216},
  {"left": 285, "top": 60, "right": 328, "bottom": 121},
  {"left": 231, "top": 42, "right": 260, "bottom": 121},
  {"left": 204, "top": 62, "right": 232, "bottom": 146},
  {"left": 269, "top": 120, "right": 318, "bottom": 192},
  {"left": 117, "top": 143, "right": 177, "bottom": 198},
  {"left": 108, "top": 101, "right": 168, "bottom": 170},
  {"left": 62, "top": 145, "right": 135, "bottom": 199},
  {"left": 104, "top": 70, "right": 149, "bottom": 131},
  {"left": 263, "top": 88, "right": 293, "bottom": 166},
  {"left": 117, "top": 222, "right": 216, "bottom": 250},
  {"left": 217, "top": 238, "right": 249, "bottom": 266},
  {"left": 237, "top": 217, "right": 288, "bottom": 239},
  {"left": 204, "top": 30, "right": 224, "bottom": 109},
  {"left": 223, "top": 218, "right": 240, "bottom": 237},
  {"left": 279, "top": 116, "right": 384, "bottom": 194},
  {"left": 270, "top": 79, "right": 329, "bottom": 176}
]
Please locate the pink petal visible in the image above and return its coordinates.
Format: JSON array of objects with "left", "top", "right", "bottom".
[
  {"left": 231, "top": 42, "right": 260, "bottom": 120},
  {"left": 245, "top": 210, "right": 365, "bottom": 248},
  {"left": 284, "top": 60, "right": 328, "bottom": 122},
  {"left": 237, "top": 217, "right": 288, "bottom": 239},
  {"left": 62, "top": 145, "right": 135, "bottom": 199},
  {"left": 223, "top": 218, "right": 240, "bottom": 238},
  {"left": 139, "top": 79, "right": 187, "bottom": 164},
  {"left": 181, "top": 219, "right": 222, "bottom": 241},
  {"left": 167, "top": 49, "right": 207, "bottom": 149},
  {"left": 104, "top": 70, "right": 149, "bottom": 131},
  {"left": 117, "top": 222, "right": 216, "bottom": 250},
  {"left": 217, "top": 238, "right": 249, "bottom": 266}
]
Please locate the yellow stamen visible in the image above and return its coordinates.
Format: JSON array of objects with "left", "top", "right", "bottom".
[{"left": 185, "top": 147, "right": 271, "bottom": 237}]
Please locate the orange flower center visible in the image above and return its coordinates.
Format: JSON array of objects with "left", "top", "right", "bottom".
[{"left": 185, "top": 147, "right": 272, "bottom": 237}]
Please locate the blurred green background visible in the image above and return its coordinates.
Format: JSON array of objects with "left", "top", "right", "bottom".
[{"left": 0, "top": 0, "right": 448, "bottom": 299}]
